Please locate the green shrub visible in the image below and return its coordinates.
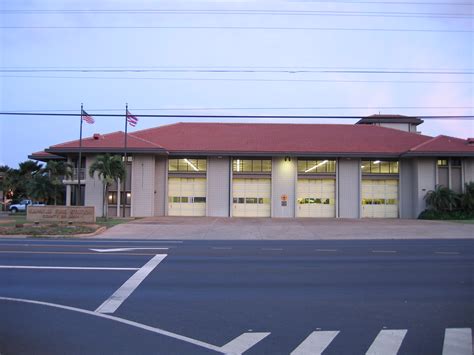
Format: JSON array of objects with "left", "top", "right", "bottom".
[
  {"left": 424, "top": 185, "right": 460, "bottom": 213},
  {"left": 460, "top": 182, "right": 474, "bottom": 213}
]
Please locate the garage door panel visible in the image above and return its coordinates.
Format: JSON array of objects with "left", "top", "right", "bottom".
[
  {"left": 232, "top": 178, "right": 271, "bottom": 217},
  {"left": 296, "top": 179, "right": 336, "bottom": 218},
  {"left": 361, "top": 179, "right": 398, "bottom": 218},
  {"left": 168, "top": 177, "right": 207, "bottom": 217}
]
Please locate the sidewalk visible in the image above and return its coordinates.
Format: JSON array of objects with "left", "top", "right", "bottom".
[{"left": 98, "top": 217, "right": 474, "bottom": 240}]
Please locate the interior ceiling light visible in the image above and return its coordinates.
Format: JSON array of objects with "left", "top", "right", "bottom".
[
  {"left": 373, "top": 160, "right": 381, "bottom": 164},
  {"left": 184, "top": 158, "right": 199, "bottom": 171},
  {"left": 236, "top": 159, "right": 240, "bottom": 172},
  {"left": 305, "top": 160, "right": 328, "bottom": 173}
]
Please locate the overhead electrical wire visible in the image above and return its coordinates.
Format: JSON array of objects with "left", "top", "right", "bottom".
[
  {"left": 1, "top": 9, "right": 472, "bottom": 18},
  {"left": 1, "top": 68, "right": 472, "bottom": 75},
  {"left": 1, "top": 25, "right": 471, "bottom": 33},
  {"left": 0, "top": 112, "right": 472, "bottom": 120},
  {"left": 2, "top": 75, "right": 470, "bottom": 84}
]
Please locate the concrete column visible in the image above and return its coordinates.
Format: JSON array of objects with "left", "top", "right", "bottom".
[
  {"left": 154, "top": 157, "right": 167, "bottom": 216},
  {"left": 271, "top": 157, "right": 297, "bottom": 218},
  {"left": 207, "top": 156, "right": 230, "bottom": 217},
  {"left": 66, "top": 185, "right": 71, "bottom": 206},
  {"left": 337, "top": 158, "right": 361, "bottom": 218},
  {"left": 116, "top": 178, "right": 121, "bottom": 217},
  {"left": 84, "top": 156, "right": 104, "bottom": 217}
]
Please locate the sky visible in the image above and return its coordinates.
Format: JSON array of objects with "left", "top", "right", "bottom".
[{"left": 0, "top": 0, "right": 473, "bottom": 168}]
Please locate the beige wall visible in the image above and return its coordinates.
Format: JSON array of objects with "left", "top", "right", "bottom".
[
  {"left": 338, "top": 158, "right": 360, "bottom": 218},
  {"left": 154, "top": 157, "right": 167, "bottom": 216},
  {"left": 131, "top": 155, "right": 155, "bottom": 217},
  {"left": 271, "top": 157, "right": 296, "bottom": 218},
  {"left": 85, "top": 155, "right": 104, "bottom": 217},
  {"left": 207, "top": 157, "right": 231, "bottom": 217}
]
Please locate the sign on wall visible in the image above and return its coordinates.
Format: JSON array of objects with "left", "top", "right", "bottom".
[{"left": 27, "top": 206, "right": 96, "bottom": 223}]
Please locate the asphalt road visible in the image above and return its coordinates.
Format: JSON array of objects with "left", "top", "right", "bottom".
[{"left": 0, "top": 238, "right": 472, "bottom": 355}]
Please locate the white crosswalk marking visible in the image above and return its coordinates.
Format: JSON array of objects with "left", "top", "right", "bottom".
[
  {"left": 366, "top": 329, "right": 407, "bottom": 355},
  {"left": 290, "top": 330, "right": 339, "bottom": 355},
  {"left": 442, "top": 328, "right": 472, "bottom": 355},
  {"left": 219, "top": 332, "right": 270, "bottom": 354}
]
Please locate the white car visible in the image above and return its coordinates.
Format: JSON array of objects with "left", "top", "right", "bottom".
[{"left": 9, "top": 200, "right": 45, "bottom": 213}]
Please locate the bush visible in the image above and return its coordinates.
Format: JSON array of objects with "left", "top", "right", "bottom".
[
  {"left": 424, "top": 185, "right": 459, "bottom": 213},
  {"left": 418, "top": 209, "right": 474, "bottom": 220},
  {"left": 460, "top": 182, "right": 474, "bottom": 213}
]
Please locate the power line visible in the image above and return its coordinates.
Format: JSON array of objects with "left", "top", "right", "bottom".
[
  {"left": 5, "top": 106, "right": 473, "bottom": 112},
  {"left": 1, "top": 26, "right": 471, "bottom": 33},
  {"left": 2, "top": 75, "right": 470, "bottom": 84},
  {"left": 3, "top": 65, "right": 471, "bottom": 71},
  {"left": 2, "top": 9, "right": 472, "bottom": 18},
  {"left": 1, "top": 68, "right": 472, "bottom": 75},
  {"left": 0, "top": 112, "right": 472, "bottom": 120}
]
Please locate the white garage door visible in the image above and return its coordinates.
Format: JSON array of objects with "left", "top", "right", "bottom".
[
  {"left": 232, "top": 178, "right": 271, "bottom": 217},
  {"left": 362, "top": 179, "right": 398, "bottom": 218},
  {"left": 168, "top": 177, "right": 206, "bottom": 216},
  {"left": 296, "top": 179, "right": 336, "bottom": 218}
]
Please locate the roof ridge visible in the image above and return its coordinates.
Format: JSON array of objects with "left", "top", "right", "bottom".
[
  {"left": 127, "top": 132, "right": 165, "bottom": 149},
  {"left": 50, "top": 131, "right": 122, "bottom": 147},
  {"left": 408, "top": 135, "right": 440, "bottom": 151}
]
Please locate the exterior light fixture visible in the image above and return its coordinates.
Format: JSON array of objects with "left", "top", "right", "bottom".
[
  {"left": 284, "top": 156, "right": 291, "bottom": 162},
  {"left": 305, "top": 160, "right": 328, "bottom": 173},
  {"left": 184, "top": 158, "right": 199, "bottom": 171}
]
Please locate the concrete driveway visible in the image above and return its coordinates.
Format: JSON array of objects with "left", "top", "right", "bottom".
[{"left": 99, "top": 217, "right": 474, "bottom": 240}]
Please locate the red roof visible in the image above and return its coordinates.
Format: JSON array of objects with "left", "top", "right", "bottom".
[
  {"left": 40, "top": 122, "right": 474, "bottom": 157},
  {"left": 48, "top": 131, "right": 164, "bottom": 152},
  {"left": 407, "top": 135, "right": 474, "bottom": 154}
]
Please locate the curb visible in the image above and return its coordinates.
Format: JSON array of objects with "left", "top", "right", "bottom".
[{"left": 0, "top": 226, "right": 107, "bottom": 239}]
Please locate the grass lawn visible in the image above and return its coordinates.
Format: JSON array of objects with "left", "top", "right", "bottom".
[
  {"left": 447, "top": 219, "right": 474, "bottom": 224},
  {"left": 95, "top": 217, "right": 135, "bottom": 228}
]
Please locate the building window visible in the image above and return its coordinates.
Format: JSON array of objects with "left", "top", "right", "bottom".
[
  {"left": 232, "top": 159, "right": 272, "bottom": 173},
  {"left": 169, "top": 158, "right": 207, "bottom": 172},
  {"left": 108, "top": 192, "right": 117, "bottom": 205},
  {"left": 361, "top": 160, "right": 398, "bottom": 174},
  {"left": 297, "top": 160, "right": 336, "bottom": 174},
  {"left": 439, "top": 158, "right": 463, "bottom": 193}
]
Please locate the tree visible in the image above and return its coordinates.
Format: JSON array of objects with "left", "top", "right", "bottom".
[
  {"left": 460, "top": 182, "right": 474, "bottom": 213},
  {"left": 43, "top": 160, "right": 73, "bottom": 205},
  {"left": 424, "top": 185, "right": 459, "bottom": 213},
  {"left": 89, "top": 154, "right": 126, "bottom": 219},
  {"left": 27, "top": 173, "right": 53, "bottom": 203}
]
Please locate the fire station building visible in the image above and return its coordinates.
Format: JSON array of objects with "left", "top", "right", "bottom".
[{"left": 30, "top": 115, "right": 474, "bottom": 219}]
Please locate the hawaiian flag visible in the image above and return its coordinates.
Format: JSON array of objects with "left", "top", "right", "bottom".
[
  {"left": 126, "top": 109, "right": 139, "bottom": 127},
  {"left": 81, "top": 109, "right": 95, "bottom": 124}
]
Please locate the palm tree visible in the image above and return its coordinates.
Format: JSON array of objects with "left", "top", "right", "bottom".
[
  {"left": 27, "top": 173, "right": 53, "bottom": 203},
  {"left": 460, "top": 182, "right": 474, "bottom": 213},
  {"left": 43, "top": 160, "right": 73, "bottom": 205},
  {"left": 89, "top": 154, "right": 126, "bottom": 219},
  {"left": 424, "top": 185, "right": 459, "bottom": 213}
]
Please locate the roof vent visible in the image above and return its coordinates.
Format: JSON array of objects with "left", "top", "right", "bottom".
[
  {"left": 93, "top": 133, "right": 101, "bottom": 140},
  {"left": 467, "top": 138, "right": 474, "bottom": 145}
]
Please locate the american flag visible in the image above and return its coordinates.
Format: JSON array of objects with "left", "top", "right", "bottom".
[
  {"left": 126, "top": 109, "right": 139, "bottom": 127},
  {"left": 81, "top": 109, "right": 95, "bottom": 124}
]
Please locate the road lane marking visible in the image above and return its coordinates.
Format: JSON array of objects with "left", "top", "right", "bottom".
[
  {"left": 0, "top": 296, "right": 223, "bottom": 353},
  {"left": 290, "top": 330, "right": 339, "bottom": 355},
  {"left": 0, "top": 265, "right": 139, "bottom": 271},
  {"left": 366, "top": 329, "right": 407, "bottom": 355},
  {"left": 315, "top": 249, "right": 337, "bottom": 252},
  {"left": 435, "top": 251, "right": 460, "bottom": 255},
  {"left": 442, "top": 328, "right": 472, "bottom": 355},
  {"left": 261, "top": 248, "right": 283, "bottom": 251},
  {"left": 90, "top": 248, "right": 169, "bottom": 253},
  {"left": 95, "top": 254, "right": 167, "bottom": 314},
  {"left": 371, "top": 250, "right": 397, "bottom": 253},
  {"left": 0, "top": 251, "right": 158, "bottom": 256},
  {"left": 211, "top": 247, "right": 232, "bottom": 250},
  {"left": 219, "top": 332, "right": 270, "bottom": 354}
]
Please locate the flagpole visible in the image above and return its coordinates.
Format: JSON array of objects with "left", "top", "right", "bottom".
[
  {"left": 77, "top": 103, "right": 83, "bottom": 206},
  {"left": 123, "top": 103, "right": 128, "bottom": 217}
]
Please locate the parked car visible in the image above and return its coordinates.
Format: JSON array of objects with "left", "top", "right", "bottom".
[{"left": 9, "top": 200, "right": 45, "bottom": 213}]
